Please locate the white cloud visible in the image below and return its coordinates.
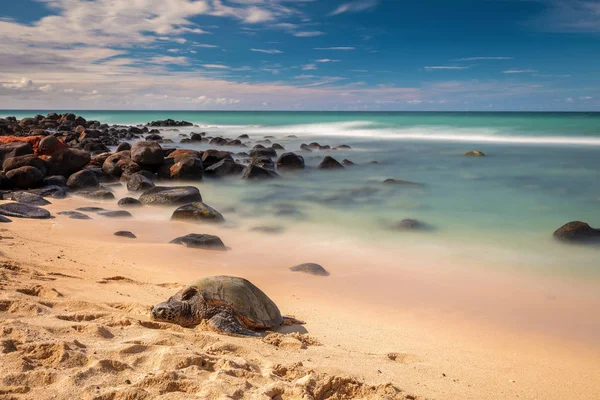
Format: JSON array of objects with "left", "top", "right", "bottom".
[
  {"left": 38, "top": 84, "right": 53, "bottom": 93},
  {"left": 503, "top": 69, "right": 538, "bottom": 74},
  {"left": 314, "top": 47, "right": 355, "bottom": 50},
  {"left": 202, "top": 64, "right": 230, "bottom": 69},
  {"left": 316, "top": 59, "right": 340, "bottom": 63},
  {"left": 148, "top": 56, "right": 189, "bottom": 66},
  {"left": 329, "top": 0, "right": 380, "bottom": 16},
  {"left": 566, "top": 97, "right": 575, "bottom": 103},
  {"left": 407, "top": 99, "right": 423, "bottom": 104},
  {"left": 424, "top": 66, "right": 469, "bottom": 71},
  {"left": 250, "top": 48, "right": 283, "bottom": 54},
  {"left": 580, "top": 96, "right": 593, "bottom": 100},
  {"left": 294, "top": 31, "right": 325, "bottom": 37},
  {"left": 2, "top": 77, "right": 34, "bottom": 90},
  {"left": 453, "top": 57, "right": 513, "bottom": 61},
  {"left": 302, "top": 64, "right": 317, "bottom": 70},
  {"left": 193, "top": 43, "right": 219, "bottom": 48}
]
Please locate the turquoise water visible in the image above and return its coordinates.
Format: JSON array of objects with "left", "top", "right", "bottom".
[{"left": 3, "top": 111, "right": 600, "bottom": 278}]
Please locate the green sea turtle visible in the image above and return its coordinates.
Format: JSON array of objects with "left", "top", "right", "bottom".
[{"left": 151, "top": 276, "right": 302, "bottom": 337}]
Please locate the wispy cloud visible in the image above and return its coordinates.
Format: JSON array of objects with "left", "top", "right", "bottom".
[
  {"left": 314, "top": 47, "right": 355, "bottom": 51},
  {"left": 424, "top": 66, "right": 469, "bottom": 71},
  {"left": 148, "top": 56, "right": 189, "bottom": 66},
  {"left": 302, "top": 64, "right": 317, "bottom": 70},
  {"left": 329, "top": 0, "right": 380, "bottom": 16},
  {"left": 454, "top": 57, "right": 513, "bottom": 61},
  {"left": 316, "top": 59, "right": 340, "bottom": 63},
  {"left": 193, "top": 44, "right": 219, "bottom": 48},
  {"left": 503, "top": 69, "right": 538, "bottom": 74},
  {"left": 251, "top": 48, "right": 283, "bottom": 54},
  {"left": 294, "top": 31, "right": 326, "bottom": 37},
  {"left": 202, "top": 64, "right": 229, "bottom": 69}
]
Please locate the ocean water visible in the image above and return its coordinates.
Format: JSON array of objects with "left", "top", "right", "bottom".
[{"left": 4, "top": 111, "right": 600, "bottom": 279}]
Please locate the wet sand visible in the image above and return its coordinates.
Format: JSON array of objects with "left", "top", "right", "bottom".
[{"left": 1, "top": 195, "right": 600, "bottom": 399}]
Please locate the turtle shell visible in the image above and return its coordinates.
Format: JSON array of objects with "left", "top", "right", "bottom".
[{"left": 187, "top": 276, "right": 283, "bottom": 329}]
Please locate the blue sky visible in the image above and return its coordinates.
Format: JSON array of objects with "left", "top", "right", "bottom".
[{"left": 0, "top": 0, "right": 599, "bottom": 110}]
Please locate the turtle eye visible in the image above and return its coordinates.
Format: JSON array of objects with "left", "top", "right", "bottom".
[{"left": 181, "top": 288, "right": 197, "bottom": 301}]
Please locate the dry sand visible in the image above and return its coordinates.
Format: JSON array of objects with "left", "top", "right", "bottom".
[{"left": 1, "top": 195, "right": 599, "bottom": 400}]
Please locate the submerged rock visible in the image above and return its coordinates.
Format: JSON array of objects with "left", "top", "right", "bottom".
[
  {"left": 289, "top": 263, "right": 329, "bottom": 277},
  {"left": 10, "top": 192, "right": 51, "bottom": 206},
  {"left": 242, "top": 165, "right": 278, "bottom": 180},
  {"left": 76, "top": 207, "right": 106, "bottom": 213},
  {"left": 463, "top": 150, "right": 486, "bottom": 157},
  {"left": 126, "top": 172, "right": 155, "bottom": 192},
  {"left": 204, "top": 159, "right": 245, "bottom": 178},
  {"left": 276, "top": 153, "right": 305, "bottom": 171},
  {"left": 341, "top": 159, "right": 355, "bottom": 167},
  {"left": 0, "top": 203, "right": 51, "bottom": 219},
  {"left": 391, "top": 219, "right": 427, "bottom": 230},
  {"left": 58, "top": 211, "right": 91, "bottom": 220},
  {"left": 99, "top": 210, "right": 132, "bottom": 218},
  {"left": 317, "top": 156, "right": 344, "bottom": 170},
  {"left": 383, "top": 179, "right": 422, "bottom": 186},
  {"left": 169, "top": 233, "right": 226, "bottom": 250},
  {"left": 171, "top": 202, "right": 225, "bottom": 223},
  {"left": 75, "top": 190, "right": 115, "bottom": 200},
  {"left": 139, "top": 186, "right": 202, "bottom": 205},
  {"left": 114, "top": 231, "right": 136, "bottom": 239},
  {"left": 553, "top": 221, "right": 600, "bottom": 243},
  {"left": 118, "top": 197, "right": 143, "bottom": 207}
]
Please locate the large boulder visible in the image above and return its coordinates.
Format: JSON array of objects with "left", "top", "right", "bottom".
[
  {"left": 67, "top": 169, "right": 100, "bottom": 190},
  {"left": 116, "top": 142, "right": 131, "bottom": 152},
  {"left": 171, "top": 202, "right": 224, "bottom": 223},
  {"left": 2, "top": 155, "right": 49, "bottom": 175},
  {"left": 126, "top": 172, "right": 155, "bottom": 192},
  {"left": 46, "top": 148, "right": 91, "bottom": 177},
  {"left": 317, "top": 156, "right": 344, "bottom": 170},
  {"left": 43, "top": 176, "right": 67, "bottom": 187},
  {"left": 249, "top": 147, "right": 277, "bottom": 158},
  {"left": 130, "top": 141, "right": 164, "bottom": 166},
  {"left": 169, "top": 155, "right": 204, "bottom": 181},
  {"left": 167, "top": 149, "right": 202, "bottom": 162},
  {"left": 204, "top": 159, "right": 245, "bottom": 178},
  {"left": 102, "top": 151, "right": 140, "bottom": 177},
  {"left": 242, "top": 165, "right": 278, "bottom": 180},
  {"left": 553, "top": 221, "right": 600, "bottom": 243},
  {"left": 276, "top": 153, "right": 305, "bottom": 171},
  {"left": 5, "top": 166, "right": 44, "bottom": 189},
  {"left": 169, "top": 234, "right": 226, "bottom": 250},
  {"left": 0, "top": 203, "right": 51, "bottom": 219},
  {"left": 139, "top": 186, "right": 202, "bottom": 205},
  {"left": 201, "top": 150, "right": 233, "bottom": 169},
  {"left": 0, "top": 142, "right": 33, "bottom": 163}
]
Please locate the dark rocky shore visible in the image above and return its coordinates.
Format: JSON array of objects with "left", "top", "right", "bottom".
[{"left": 0, "top": 113, "right": 595, "bottom": 250}]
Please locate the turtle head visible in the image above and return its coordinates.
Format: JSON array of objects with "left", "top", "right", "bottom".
[{"left": 151, "top": 287, "right": 199, "bottom": 326}]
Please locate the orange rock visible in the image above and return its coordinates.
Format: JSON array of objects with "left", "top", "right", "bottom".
[{"left": 0, "top": 135, "right": 69, "bottom": 156}]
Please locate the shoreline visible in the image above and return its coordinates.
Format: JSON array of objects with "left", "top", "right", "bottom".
[{"left": 2, "top": 195, "right": 600, "bottom": 399}]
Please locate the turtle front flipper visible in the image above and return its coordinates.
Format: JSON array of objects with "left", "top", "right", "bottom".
[{"left": 208, "top": 311, "right": 263, "bottom": 337}]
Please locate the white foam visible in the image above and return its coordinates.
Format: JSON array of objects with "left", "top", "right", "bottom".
[{"left": 201, "top": 121, "right": 600, "bottom": 147}]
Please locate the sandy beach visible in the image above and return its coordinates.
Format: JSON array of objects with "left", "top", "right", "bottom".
[{"left": 1, "top": 193, "right": 599, "bottom": 400}]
